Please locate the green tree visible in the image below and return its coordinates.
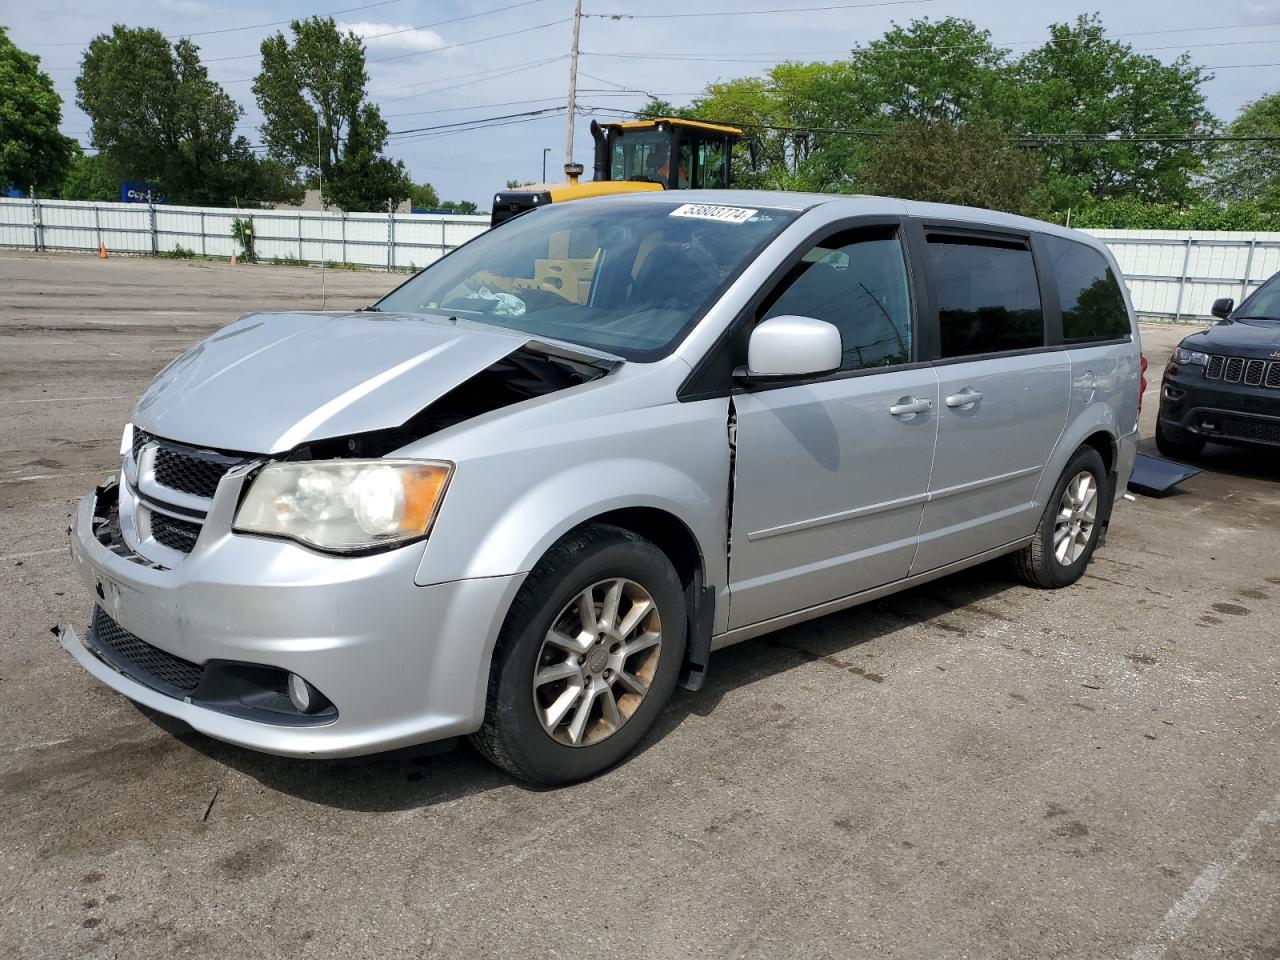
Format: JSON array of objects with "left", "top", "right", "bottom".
[
  {"left": 59, "top": 151, "right": 117, "bottom": 200},
  {"left": 76, "top": 26, "right": 296, "bottom": 205},
  {"left": 254, "top": 17, "right": 411, "bottom": 211},
  {"left": 1013, "top": 14, "right": 1212, "bottom": 207},
  {"left": 847, "top": 18, "right": 1011, "bottom": 124},
  {"left": 859, "top": 120, "right": 1047, "bottom": 215},
  {"left": 408, "top": 181, "right": 441, "bottom": 210},
  {"left": 1209, "top": 91, "right": 1280, "bottom": 211},
  {"left": 437, "top": 199, "right": 479, "bottom": 214},
  {"left": 0, "top": 27, "right": 76, "bottom": 193}
]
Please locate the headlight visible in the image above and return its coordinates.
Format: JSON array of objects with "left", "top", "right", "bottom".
[
  {"left": 1174, "top": 347, "right": 1207, "bottom": 366},
  {"left": 233, "top": 459, "right": 452, "bottom": 553},
  {"left": 120, "top": 422, "right": 134, "bottom": 458}
]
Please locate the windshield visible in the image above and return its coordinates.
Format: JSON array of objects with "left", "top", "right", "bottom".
[
  {"left": 1237, "top": 275, "right": 1280, "bottom": 319},
  {"left": 376, "top": 200, "right": 797, "bottom": 360}
]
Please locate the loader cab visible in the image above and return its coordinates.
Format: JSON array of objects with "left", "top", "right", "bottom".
[
  {"left": 491, "top": 117, "right": 742, "bottom": 226},
  {"left": 595, "top": 118, "right": 739, "bottom": 191}
]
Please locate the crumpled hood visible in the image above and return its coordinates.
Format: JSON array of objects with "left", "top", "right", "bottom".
[
  {"left": 1183, "top": 318, "right": 1280, "bottom": 358},
  {"left": 134, "top": 311, "right": 532, "bottom": 453}
]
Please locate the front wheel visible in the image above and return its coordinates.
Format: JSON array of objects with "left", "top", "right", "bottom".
[
  {"left": 471, "top": 524, "right": 687, "bottom": 785},
  {"left": 1010, "top": 447, "right": 1108, "bottom": 589}
]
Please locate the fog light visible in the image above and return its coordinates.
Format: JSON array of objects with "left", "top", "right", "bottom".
[{"left": 287, "top": 673, "right": 326, "bottom": 714}]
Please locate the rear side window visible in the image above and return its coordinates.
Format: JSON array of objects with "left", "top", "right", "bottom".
[
  {"left": 927, "top": 234, "right": 1045, "bottom": 359},
  {"left": 759, "top": 226, "right": 912, "bottom": 371},
  {"left": 1045, "top": 236, "right": 1130, "bottom": 343}
]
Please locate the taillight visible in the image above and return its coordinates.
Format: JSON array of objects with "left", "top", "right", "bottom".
[{"left": 1138, "top": 353, "right": 1148, "bottom": 415}]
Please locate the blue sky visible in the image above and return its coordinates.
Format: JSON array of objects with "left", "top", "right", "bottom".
[{"left": 8, "top": 0, "right": 1280, "bottom": 205}]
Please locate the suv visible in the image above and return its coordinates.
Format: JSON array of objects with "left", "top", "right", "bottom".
[
  {"left": 63, "top": 192, "right": 1142, "bottom": 785},
  {"left": 1157, "top": 272, "right": 1280, "bottom": 459}
]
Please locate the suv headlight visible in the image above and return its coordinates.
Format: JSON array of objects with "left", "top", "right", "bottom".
[
  {"left": 1174, "top": 347, "right": 1207, "bottom": 366},
  {"left": 233, "top": 459, "right": 452, "bottom": 554}
]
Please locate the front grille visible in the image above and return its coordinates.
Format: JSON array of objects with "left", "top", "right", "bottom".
[
  {"left": 1204, "top": 354, "right": 1280, "bottom": 389},
  {"left": 153, "top": 446, "right": 235, "bottom": 499},
  {"left": 131, "top": 428, "right": 149, "bottom": 463},
  {"left": 132, "top": 430, "right": 251, "bottom": 499},
  {"left": 1218, "top": 416, "right": 1280, "bottom": 445},
  {"left": 89, "top": 606, "right": 203, "bottom": 696},
  {"left": 152, "top": 512, "right": 201, "bottom": 553}
]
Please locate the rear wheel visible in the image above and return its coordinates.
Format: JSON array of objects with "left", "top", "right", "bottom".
[
  {"left": 1011, "top": 447, "right": 1108, "bottom": 589},
  {"left": 471, "top": 524, "right": 686, "bottom": 785},
  {"left": 1155, "top": 420, "right": 1205, "bottom": 461}
]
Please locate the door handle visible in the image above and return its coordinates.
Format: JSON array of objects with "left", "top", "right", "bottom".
[
  {"left": 944, "top": 388, "right": 983, "bottom": 408},
  {"left": 889, "top": 397, "right": 933, "bottom": 416}
]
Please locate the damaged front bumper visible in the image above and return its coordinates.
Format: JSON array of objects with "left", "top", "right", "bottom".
[{"left": 65, "top": 481, "right": 524, "bottom": 758}]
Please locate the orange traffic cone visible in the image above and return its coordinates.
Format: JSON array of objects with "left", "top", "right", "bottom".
[
  {"left": 231, "top": 252, "right": 238, "bottom": 266},
  {"left": 98, "top": 241, "right": 108, "bottom": 259}
]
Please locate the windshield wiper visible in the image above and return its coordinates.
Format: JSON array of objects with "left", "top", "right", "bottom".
[
  {"left": 356, "top": 304, "right": 381, "bottom": 312},
  {"left": 1230, "top": 315, "right": 1277, "bottom": 321}
]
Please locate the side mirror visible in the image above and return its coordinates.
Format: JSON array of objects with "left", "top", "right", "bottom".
[
  {"left": 742, "top": 315, "right": 842, "bottom": 379},
  {"left": 1211, "top": 297, "right": 1234, "bottom": 319}
]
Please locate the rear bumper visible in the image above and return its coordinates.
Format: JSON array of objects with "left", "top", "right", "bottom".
[
  {"left": 1116, "top": 428, "right": 1139, "bottom": 498},
  {"left": 66, "top": 484, "right": 524, "bottom": 758}
]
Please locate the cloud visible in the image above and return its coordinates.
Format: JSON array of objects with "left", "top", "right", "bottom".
[
  {"left": 339, "top": 21, "right": 446, "bottom": 53},
  {"left": 158, "top": 0, "right": 209, "bottom": 13}
]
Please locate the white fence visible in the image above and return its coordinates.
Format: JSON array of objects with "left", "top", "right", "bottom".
[
  {"left": 2, "top": 198, "right": 1278, "bottom": 321},
  {"left": 0, "top": 197, "right": 490, "bottom": 271},
  {"left": 1085, "top": 229, "right": 1280, "bottom": 322}
]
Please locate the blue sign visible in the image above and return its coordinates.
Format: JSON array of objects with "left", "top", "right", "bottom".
[
  {"left": 120, "top": 182, "right": 167, "bottom": 204},
  {"left": 3, "top": 185, "right": 24, "bottom": 198}
]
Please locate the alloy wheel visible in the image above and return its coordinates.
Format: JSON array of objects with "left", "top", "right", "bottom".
[
  {"left": 532, "top": 578, "right": 663, "bottom": 747},
  {"left": 1054, "top": 470, "right": 1098, "bottom": 566}
]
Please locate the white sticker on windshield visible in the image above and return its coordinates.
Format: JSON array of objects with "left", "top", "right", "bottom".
[{"left": 669, "top": 203, "right": 758, "bottom": 224}]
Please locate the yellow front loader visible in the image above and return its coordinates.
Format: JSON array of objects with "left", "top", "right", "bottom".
[{"left": 491, "top": 117, "right": 742, "bottom": 226}]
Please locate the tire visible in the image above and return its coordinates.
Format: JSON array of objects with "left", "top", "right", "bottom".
[
  {"left": 471, "top": 523, "right": 687, "bottom": 786},
  {"left": 1155, "top": 420, "right": 1205, "bottom": 461},
  {"left": 1010, "top": 447, "right": 1109, "bottom": 589}
]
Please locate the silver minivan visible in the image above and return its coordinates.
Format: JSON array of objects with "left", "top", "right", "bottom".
[{"left": 63, "top": 192, "right": 1142, "bottom": 784}]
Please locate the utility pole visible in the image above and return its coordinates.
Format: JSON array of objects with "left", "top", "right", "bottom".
[
  {"left": 564, "top": 0, "right": 583, "bottom": 175},
  {"left": 318, "top": 117, "right": 326, "bottom": 309},
  {"left": 542, "top": 147, "right": 551, "bottom": 183}
]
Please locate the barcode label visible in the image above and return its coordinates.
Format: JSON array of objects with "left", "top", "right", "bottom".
[{"left": 669, "top": 203, "right": 758, "bottom": 224}]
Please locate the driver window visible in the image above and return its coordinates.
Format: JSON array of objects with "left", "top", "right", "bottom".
[{"left": 757, "top": 226, "right": 913, "bottom": 371}]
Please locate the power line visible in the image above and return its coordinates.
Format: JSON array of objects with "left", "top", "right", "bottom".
[
  {"left": 581, "top": 105, "right": 1280, "bottom": 144},
  {"left": 386, "top": 109, "right": 570, "bottom": 144},
  {"left": 367, "top": 18, "right": 570, "bottom": 65},
  {"left": 18, "top": 0, "right": 408, "bottom": 47},
  {"left": 200, "top": 0, "right": 555, "bottom": 65},
  {"left": 375, "top": 56, "right": 569, "bottom": 104},
  {"left": 387, "top": 106, "right": 570, "bottom": 138},
  {"left": 583, "top": 0, "right": 937, "bottom": 19},
  {"left": 202, "top": 19, "right": 569, "bottom": 84},
  {"left": 383, "top": 91, "right": 693, "bottom": 120},
  {"left": 580, "top": 34, "right": 1280, "bottom": 66}
]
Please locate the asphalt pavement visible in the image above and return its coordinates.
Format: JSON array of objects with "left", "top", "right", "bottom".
[{"left": 1, "top": 250, "right": 1277, "bottom": 960}]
